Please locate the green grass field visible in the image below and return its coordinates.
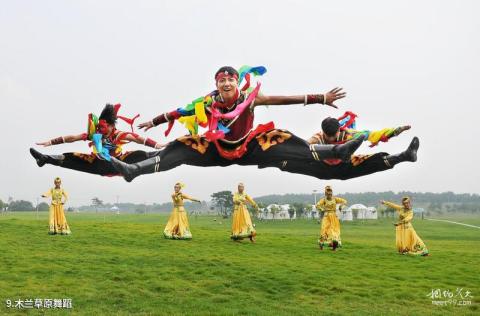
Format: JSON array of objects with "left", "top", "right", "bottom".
[{"left": 0, "top": 212, "right": 478, "bottom": 315}]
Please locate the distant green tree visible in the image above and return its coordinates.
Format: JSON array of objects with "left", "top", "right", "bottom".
[
  {"left": 211, "top": 191, "right": 234, "bottom": 217},
  {"left": 288, "top": 202, "right": 305, "bottom": 219},
  {"left": 269, "top": 205, "right": 280, "bottom": 220},
  {"left": 37, "top": 202, "right": 49, "bottom": 212},
  {"left": 303, "top": 204, "right": 313, "bottom": 219},
  {"left": 8, "top": 200, "right": 34, "bottom": 211},
  {"left": 429, "top": 202, "right": 443, "bottom": 212},
  {"left": 92, "top": 197, "right": 103, "bottom": 213},
  {"left": 0, "top": 199, "right": 4, "bottom": 212},
  {"left": 288, "top": 204, "right": 295, "bottom": 219}
]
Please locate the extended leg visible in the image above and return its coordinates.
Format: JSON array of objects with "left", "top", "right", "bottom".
[
  {"left": 110, "top": 140, "right": 225, "bottom": 182},
  {"left": 237, "top": 131, "right": 365, "bottom": 166},
  {"left": 30, "top": 148, "right": 156, "bottom": 176},
  {"left": 259, "top": 137, "right": 420, "bottom": 180}
]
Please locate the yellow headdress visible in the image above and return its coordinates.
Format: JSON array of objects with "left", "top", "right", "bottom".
[{"left": 175, "top": 182, "right": 185, "bottom": 188}]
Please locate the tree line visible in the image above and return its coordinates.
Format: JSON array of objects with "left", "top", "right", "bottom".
[{"left": 2, "top": 191, "right": 479, "bottom": 214}]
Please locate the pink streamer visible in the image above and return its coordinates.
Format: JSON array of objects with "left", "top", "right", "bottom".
[{"left": 205, "top": 83, "right": 261, "bottom": 141}]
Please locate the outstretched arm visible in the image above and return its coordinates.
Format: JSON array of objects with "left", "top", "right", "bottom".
[
  {"left": 42, "top": 189, "right": 52, "bottom": 198},
  {"left": 335, "top": 197, "right": 348, "bottom": 208},
  {"left": 245, "top": 195, "right": 258, "bottom": 209},
  {"left": 381, "top": 200, "right": 403, "bottom": 211},
  {"left": 123, "top": 134, "right": 166, "bottom": 149},
  {"left": 253, "top": 87, "right": 346, "bottom": 109},
  {"left": 181, "top": 193, "right": 201, "bottom": 203},
  {"left": 36, "top": 133, "right": 87, "bottom": 147},
  {"left": 138, "top": 109, "right": 184, "bottom": 132}
]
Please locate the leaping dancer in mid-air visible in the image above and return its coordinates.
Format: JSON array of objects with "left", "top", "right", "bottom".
[{"left": 110, "top": 65, "right": 365, "bottom": 182}]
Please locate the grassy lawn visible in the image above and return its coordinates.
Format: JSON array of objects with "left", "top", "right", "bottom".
[{"left": 0, "top": 212, "right": 478, "bottom": 315}]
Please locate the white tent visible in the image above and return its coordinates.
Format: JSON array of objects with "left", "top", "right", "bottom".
[
  {"left": 345, "top": 204, "right": 378, "bottom": 220},
  {"left": 339, "top": 207, "right": 353, "bottom": 221},
  {"left": 110, "top": 206, "right": 120, "bottom": 214},
  {"left": 259, "top": 204, "right": 294, "bottom": 220}
]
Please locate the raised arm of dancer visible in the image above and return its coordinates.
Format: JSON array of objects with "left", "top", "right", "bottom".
[
  {"left": 381, "top": 201, "right": 403, "bottom": 211},
  {"left": 122, "top": 133, "right": 166, "bottom": 149},
  {"left": 181, "top": 193, "right": 201, "bottom": 203},
  {"left": 36, "top": 133, "right": 87, "bottom": 147},
  {"left": 253, "top": 87, "right": 346, "bottom": 109},
  {"left": 42, "top": 189, "right": 52, "bottom": 198}
]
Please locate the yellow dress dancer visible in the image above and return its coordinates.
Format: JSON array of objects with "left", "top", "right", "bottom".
[
  {"left": 163, "top": 183, "right": 200, "bottom": 240},
  {"left": 231, "top": 183, "right": 259, "bottom": 242},
  {"left": 316, "top": 186, "right": 347, "bottom": 250},
  {"left": 382, "top": 197, "right": 429, "bottom": 256},
  {"left": 42, "top": 177, "right": 71, "bottom": 235}
]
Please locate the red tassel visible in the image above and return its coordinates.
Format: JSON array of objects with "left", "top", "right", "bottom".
[
  {"left": 117, "top": 114, "right": 140, "bottom": 132},
  {"left": 241, "top": 73, "right": 251, "bottom": 91},
  {"left": 113, "top": 103, "right": 122, "bottom": 116},
  {"left": 164, "top": 121, "right": 175, "bottom": 137}
]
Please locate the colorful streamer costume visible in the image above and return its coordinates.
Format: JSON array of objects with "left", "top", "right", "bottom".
[
  {"left": 30, "top": 104, "right": 162, "bottom": 176},
  {"left": 231, "top": 192, "right": 258, "bottom": 240},
  {"left": 316, "top": 194, "right": 347, "bottom": 249},
  {"left": 383, "top": 200, "right": 429, "bottom": 256},
  {"left": 111, "top": 66, "right": 365, "bottom": 182},
  {"left": 43, "top": 183, "right": 71, "bottom": 235},
  {"left": 163, "top": 192, "right": 196, "bottom": 240},
  {"left": 262, "top": 112, "right": 418, "bottom": 180}
]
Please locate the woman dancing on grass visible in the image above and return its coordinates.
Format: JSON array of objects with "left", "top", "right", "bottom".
[
  {"left": 164, "top": 182, "right": 200, "bottom": 240},
  {"left": 316, "top": 186, "right": 347, "bottom": 250},
  {"left": 381, "top": 197, "right": 429, "bottom": 256},
  {"left": 231, "top": 183, "right": 259, "bottom": 242},
  {"left": 42, "top": 177, "right": 71, "bottom": 235}
]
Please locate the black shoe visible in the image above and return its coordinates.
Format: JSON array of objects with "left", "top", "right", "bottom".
[
  {"left": 385, "top": 137, "right": 420, "bottom": 166},
  {"left": 332, "top": 240, "right": 339, "bottom": 251},
  {"left": 404, "top": 136, "right": 420, "bottom": 162},
  {"left": 30, "top": 148, "right": 47, "bottom": 167},
  {"left": 30, "top": 148, "right": 64, "bottom": 167}
]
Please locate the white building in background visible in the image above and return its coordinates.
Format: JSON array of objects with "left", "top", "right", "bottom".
[
  {"left": 258, "top": 204, "right": 295, "bottom": 220},
  {"left": 344, "top": 204, "right": 378, "bottom": 220}
]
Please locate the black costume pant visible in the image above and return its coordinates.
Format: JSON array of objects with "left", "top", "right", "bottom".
[
  {"left": 258, "top": 152, "right": 392, "bottom": 180},
  {"left": 142, "top": 136, "right": 392, "bottom": 180},
  {"left": 57, "top": 151, "right": 157, "bottom": 176},
  {"left": 133, "top": 131, "right": 329, "bottom": 174}
]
